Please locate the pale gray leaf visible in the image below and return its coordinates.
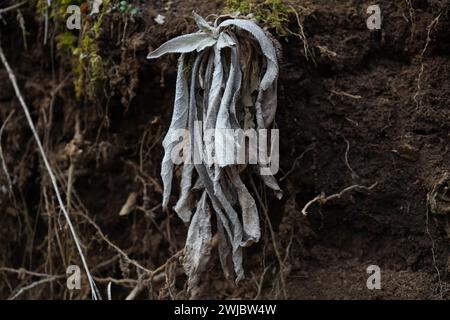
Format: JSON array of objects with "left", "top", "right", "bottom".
[
  {"left": 147, "top": 33, "right": 212, "bottom": 59},
  {"left": 188, "top": 59, "right": 244, "bottom": 282},
  {"left": 193, "top": 11, "right": 216, "bottom": 35},
  {"left": 218, "top": 19, "right": 278, "bottom": 91},
  {"left": 227, "top": 33, "right": 243, "bottom": 129},
  {"left": 195, "top": 36, "right": 218, "bottom": 52},
  {"left": 260, "top": 79, "right": 278, "bottom": 128},
  {"left": 212, "top": 179, "right": 245, "bottom": 283},
  {"left": 161, "top": 54, "right": 189, "bottom": 209},
  {"left": 228, "top": 168, "right": 260, "bottom": 246},
  {"left": 174, "top": 164, "right": 195, "bottom": 222},
  {"left": 215, "top": 45, "right": 239, "bottom": 167},
  {"left": 202, "top": 52, "right": 215, "bottom": 127},
  {"left": 216, "top": 217, "right": 234, "bottom": 280},
  {"left": 260, "top": 173, "right": 283, "bottom": 199},
  {"left": 216, "top": 31, "right": 236, "bottom": 49},
  {"left": 204, "top": 46, "right": 224, "bottom": 167},
  {"left": 183, "top": 191, "right": 212, "bottom": 291}
]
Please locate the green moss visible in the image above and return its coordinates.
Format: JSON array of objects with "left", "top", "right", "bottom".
[
  {"left": 73, "top": 32, "right": 106, "bottom": 99},
  {"left": 56, "top": 31, "right": 77, "bottom": 52},
  {"left": 225, "top": 0, "right": 257, "bottom": 14},
  {"left": 224, "top": 0, "right": 293, "bottom": 36},
  {"left": 68, "top": 0, "right": 111, "bottom": 99},
  {"left": 35, "top": 0, "right": 111, "bottom": 100},
  {"left": 35, "top": 0, "right": 82, "bottom": 20},
  {"left": 35, "top": 0, "right": 49, "bottom": 17}
]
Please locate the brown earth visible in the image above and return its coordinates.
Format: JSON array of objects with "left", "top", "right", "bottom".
[{"left": 0, "top": 0, "right": 449, "bottom": 299}]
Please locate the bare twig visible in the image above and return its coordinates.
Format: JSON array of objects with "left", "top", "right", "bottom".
[
  {"left": 73, "top": 209, "right": 153, "bottom": 275},
  {"left": 0, "top": 46, "right": 100, "bottom": 300},
  {"left": 0, "top": 267, "right": 58, "bottom": 278},
  {"left": 252, "top": 265, "right": 271, "bottom": 300},
  {"left": 302, "top": 182, "right": 378, "bottom": 215},
  {"left": 125, "top": 250, "right": 183, "bottom": 300},
  {"left": 0, "top": 110, "right": 15, "bottom": 195},
  {"left": 0, "top": 1, "right": 28, "bottom": 15},
  {"left": 9, "top": 276, "right": 63, "bottom": 300},
  {"left": 124, "top": 278, "right": 144, "bottom": 301}
]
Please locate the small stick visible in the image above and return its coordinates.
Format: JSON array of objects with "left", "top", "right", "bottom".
[
  {"left": 0, "top": 1, "right": 28, "bottom": 15},
  {"left": 0, "top": 110, "right": 14, "bottom": 194},
  {"left": 0, "top": 46, "right": 100, "bottom": 300},
  {"left": 0, "top": 267, "right": 58, "bottom": 278},
  {"left": 9, "top": 276, "right": 62, "bottom": 300},
  {"left": 125, "top": 250, "right": 184, "bottom": 300}
]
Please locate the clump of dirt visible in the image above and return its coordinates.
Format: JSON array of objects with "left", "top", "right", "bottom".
[{"left": 0, "top": 0, "right": 449, "bottom": 299}]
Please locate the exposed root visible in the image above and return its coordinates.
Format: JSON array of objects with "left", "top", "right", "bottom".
[
  {"left": 280, "top": 144, "right": 315, "bottom": 182},
  {"left": 301, "top": 182, "right": 378, "bottom": 216},
  {"left": 425, "top": 196, "right": 444, "bottom": 299},
  {"left": 413, "top": 12, "right": 442, "bottom": 109},
  {"left": 344, "top": 139, "right": 359, "bottom": 181},
  {"left": 403, "top": 0, "right": 416, "bottom": 40},
  {"left": 330, "top": 90, "right": 362, "bottom": 100},
  {"left": 250, "top": 176, "right": 287, "bottom": 299},
  {"left": 287, "top": 4, "right": 315, "bottom": 63}
]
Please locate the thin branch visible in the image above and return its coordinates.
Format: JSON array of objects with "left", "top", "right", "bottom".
[
  {"left": 0, "top": 46, "right": 100, "bottom": 300},
  {"left": 0, "top": 110, "right": 15, "bottom": 194},
  {"left": 0, "top": 267, "right": 57, "bottom": 278},
  {"left": 9, "top": 276, "right": 61, "bottom": 300},
  {"left": 125, "top": 250, "right": 183, "bottom": 300},
  {"left": 0, "top": 1, "right": 28, "bottom": 15},
  {"left": 73, "top": 209, "right": 153, "bottom": 275}
]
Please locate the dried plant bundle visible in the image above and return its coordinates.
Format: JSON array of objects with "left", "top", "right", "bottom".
[{"left": 148, "top": 12, "right": 282, "bottom": 290}]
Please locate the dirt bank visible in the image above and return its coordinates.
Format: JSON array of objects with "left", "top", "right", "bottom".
[{"left": 0, "top": 0, "right": 448, "bottom": 299}]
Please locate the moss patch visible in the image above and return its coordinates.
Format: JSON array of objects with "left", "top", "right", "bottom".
[{"left": 225, "top": 0, "right": 294, "bottom": 36}]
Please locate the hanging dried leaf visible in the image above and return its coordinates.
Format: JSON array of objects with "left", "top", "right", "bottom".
[
  {"left": 183, "top": 192, "right": 212, "bottom": 291},
  {"left": 160, "top": 55, "right": 189, "bottom": 209}
]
